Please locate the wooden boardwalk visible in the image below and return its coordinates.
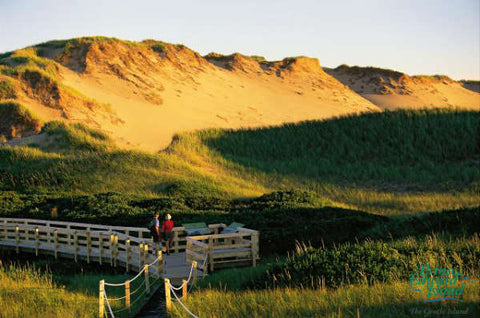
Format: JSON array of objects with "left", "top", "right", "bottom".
[
  {"left": 0, "top": 218, "right": 207, "bottom": 282},
  {"left": 0, "top": 217, "right": 258, "bottom": 279},
  {"left": 0, "top": 217, "right": 259, "bottom": 317}
]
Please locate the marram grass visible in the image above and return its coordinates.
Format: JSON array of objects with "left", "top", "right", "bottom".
[
  {"left": 0, "top": 261, "right": 97, "bottom": 318},
  {"left": 172, "top": 280, "right": 480, "bottom": 318}
]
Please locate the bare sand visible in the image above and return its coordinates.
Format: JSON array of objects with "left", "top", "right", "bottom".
[{"left": 22, "top": 41, "right": 379, "bottom": 151}]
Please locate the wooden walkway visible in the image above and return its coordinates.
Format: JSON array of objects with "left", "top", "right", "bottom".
[
  {"left": 0, "top": 218, "right": 206, "bottom": 282},
  {"left": 0, "top": 217, "right": 259, "bottom": 318}
]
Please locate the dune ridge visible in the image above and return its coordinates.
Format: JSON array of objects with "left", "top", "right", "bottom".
[
  {"left": 325, "top": 65, "right": 480, "bottom": 110},
  {"left": 1, "top": 37, "right": 478, "bottom": 151}
]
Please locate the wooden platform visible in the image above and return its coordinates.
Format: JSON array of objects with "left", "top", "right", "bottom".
[{"left": 0, "top": 217, "right": 258, "bottom": 282}]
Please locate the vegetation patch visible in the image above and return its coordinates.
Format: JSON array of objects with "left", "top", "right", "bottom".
[
  {"left": 199, "top": 109, "right": 480, "bottom": 191},
  {"left": 0, "top": 101, "right": 42, "bottom": 140},
  {"left": 0, "top": 78, "right": 16, "bottom": 99},
  {"left": 249, "top": 235, "right": 479, "bottom": 289}
]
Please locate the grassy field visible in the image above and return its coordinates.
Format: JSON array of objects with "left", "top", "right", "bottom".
[
  {"left": 0, "top": 254, "right": 159, "bottom": 318},
  {"left": 171, "top": 280, "right": 479, "bottom": 318},
  {"left": 0, "top": 108, "right": 479, "bottom": 215},
  {"left": 174, "top": 235, "right": 480, "bottom": 318},
  {"left": 0, "top": 108, "right": 479, "bottom": 317},
  {"left": 0, "top": 261, "right": 99, "bottom": 318}
]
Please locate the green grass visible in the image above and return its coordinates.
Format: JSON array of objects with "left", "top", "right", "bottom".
[
  {"left": 252, "top": 234, "right": 479, "bottom": 289},
  {"left": 0, "top": 261, "right": 98, "bottom": 318},
  {"left": 0, "top": 78, "right": 16, "bottom": 99},
  {"left": 0, "top": 101, "right": 42, "bottom": 139},
  {"left": 175, "top": 234, "right": 480, "bottom": 318},
  {"left": 0, "top": 254, "right": 162, "bottom": 318},
  {"left": 198, "top": 109, "right": 479, "bottom": 191},
  {"left": 171, "top": 280, "right": 480, "bottom": 318},
  {"left": 0, "top": 108, "right": 478, "bottom": 215}
]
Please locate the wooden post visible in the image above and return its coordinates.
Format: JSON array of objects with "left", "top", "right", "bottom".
[
  {"left": 251, "top": 232, "right": 259, "bottom": 267},
  {"left": 99, "top": 233, "right": 104, "bottom": 265},
  {"left": 174, "top": 231, "right": 179, "bottom": 253},
  {"left": 139, "top": 231, "right": 143, "bottom": 239},
  {"left": 193, "top": 261, "right": 198, "bottom": 285},
  {"left": 125, "top": 238, "right": 131, "bottom": 272},
  {"left": 157, "top": 250, "right": 163, "bottom": 276},
  {"left": 208, "top": 237, "right": 214, "bottom": 273},
  {"left": 35, "top": 227, "right": 39, "bottom": 256},
  {"left": 67, "top": 225, "right": 72, "bottom": 245},
  {"left": 164, "top": 278, "right": 171, "bottom": 312},
  {"left": 46, "top": 223, "right": 51, "bottom": 245},
  {"left": 182, "top": 279, "right": 187, "bottom": 299},
  {"left": 139, "top": 243, "right": 144, "bottom": 268},
  {"left": 74, "top": 230, "right": 78, "bottom": 262},
  {"left": 15, "top": 226, "right": 19, "bottom": 254},
  {"left": 53, "top": 229, "right": 58, "bottom": 259},
  {"left": 125, "top": 280, "right": 131, "bottom": 314},
  {"left": 143, "top": 243, "right": 148, "bottom": 266},
  {"left": 113, "top": 234, "right": 118, "bottom": 268},
  {"left": 186, "top": 239, "right": 192, "bottom": 264},
  {"left": 3, "top": 220, "right": 7, "bottom": 239},
  {"left": 144, "top": 265, "right": 150, "bottom": 294},
  {"left": 86, "top": 227, "right": 91, "bottom": 264},
  {"left": 24, "top": 220, "right": 28, "bottom": 241},
  {"left": 110, "top": 234, "right": 114, "bottom": 266},
  {"left": 99, "top": 280, "right": 105, "bottom": 318}
]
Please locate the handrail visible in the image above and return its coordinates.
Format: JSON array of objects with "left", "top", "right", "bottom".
[
  {"left": 1, "top": 217, "right": 149, "bottom": 233},
  {"left": 1, "top": 217, "right": 259, "bottom": 318},
  {"left": 186, "top": 237, "right": 209, "bottom": 248},
  {"left": 188, "top": 231, "right": 255, "bottom": 240},
  {"left": 1, "top": 217, "right": 228, "bottom": 234}
]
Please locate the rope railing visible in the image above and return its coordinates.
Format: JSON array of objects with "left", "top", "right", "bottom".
[
  {"left": 170, "top": 287, "right": 200, "bottom": 318},
  {"left": 1, "top": 218, "right": 259, "bottom": 318},
  {"left": 99, "top": 252, "right": 164, "bottom": 318},
  {"left": 163, "top": 252, "right": 208, "bottom": 318}
]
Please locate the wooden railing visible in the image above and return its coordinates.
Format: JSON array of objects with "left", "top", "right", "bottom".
[
  {"left": 186, "top": 227, "right": 259, "bottom": 272},
  {"left": 1, "top": 218, "right": 228, "bottom": 255},
  {"left": 0, "top": 217, "right": 259, "bottom": 274},
  {"left": 0, "top": 218, "right": 162, "bottom": 273}
]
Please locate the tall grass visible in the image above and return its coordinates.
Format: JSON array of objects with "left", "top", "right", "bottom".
[
  {"left": 252, "top": 234, "right": 479, "bottom": 289},
  {"left": 0, "top": 109, "right": 479, "bottom": 214},
  {"left": 171, "top": 280, "right": 480, "bottom": 318},
  {"left": 0, "top": 261, "right": 98, "bottom": 318}
]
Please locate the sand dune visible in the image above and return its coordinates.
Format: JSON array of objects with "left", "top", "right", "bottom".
[
  {"left": 325, "top": 65, "right": 479, "bottom": 110},
  {"left": 2, "top": 38, "right": 478, "bottom": 151},
  {"left": 1, "top": 38, "right": 379, "bottom": 151}
]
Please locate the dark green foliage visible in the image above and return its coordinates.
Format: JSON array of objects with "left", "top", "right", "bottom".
[
  {"left": 366, "top": 208, "right": 480, "bottom": 240},
  {"left": 0, "top": 51, "right": 13, "bottom": 60},
  {"left": 35, "top": 40, "right": 69, "bottom": 49},
  {"left": 250, "top": 55, "right": 266, "bottom": 62},
  {"left": 200, "top": 109, "right": 480, "bottom": 190},
  {"left": 249, "top": 235, "right": 480, "bottom": 289},
  {"left": 0, "top": 191, "right": 477, "bottom": 255}
]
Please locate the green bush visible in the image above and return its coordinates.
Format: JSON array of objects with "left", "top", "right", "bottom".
[
  {"left": 0, "top": 191, "right": 478, "bottom": 255},
  {"left": 250, "top": 235, "right": 480, "bottom": 289}
]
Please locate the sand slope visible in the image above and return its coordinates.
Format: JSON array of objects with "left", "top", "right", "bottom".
[
  {"left": 325, "top": 65, "right": 480, "bottom": 110},
  {"left": 1, "top": 38, "right": 379, "bottom": 151}
]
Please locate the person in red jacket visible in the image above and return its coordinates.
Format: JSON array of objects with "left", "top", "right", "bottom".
[{"left": 162, "top": 214, "right": 174, "bottom": 255}]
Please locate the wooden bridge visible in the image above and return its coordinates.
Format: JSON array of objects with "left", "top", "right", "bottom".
[{"left": 0, "top": 217, "right": 259, "bottom": 317}]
